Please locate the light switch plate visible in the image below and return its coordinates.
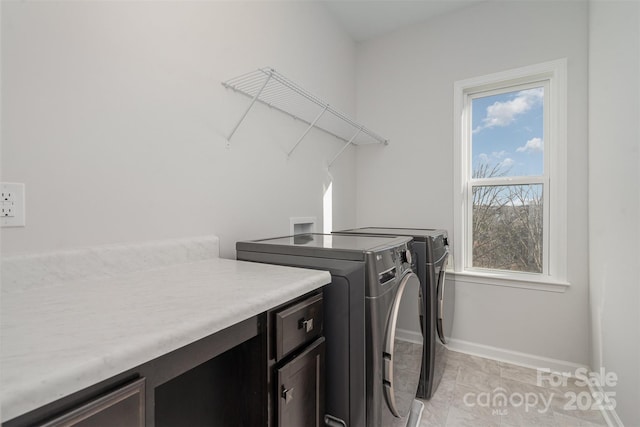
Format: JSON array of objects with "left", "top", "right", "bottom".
[{"left": 1, "top": 182, "right": 25, "bottom": 227}]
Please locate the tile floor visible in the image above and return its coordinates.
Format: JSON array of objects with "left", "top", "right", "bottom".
[{"left": 417, "top": 350, "right": 608, "bottom": 427}]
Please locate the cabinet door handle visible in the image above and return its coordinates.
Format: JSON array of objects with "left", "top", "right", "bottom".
[
  {"left": 298, "top": 318, "right": 313, "bottom": 332},
  {"left": 324, "top": 414, "right": 347, "bottom": 427},
  {"left": 282, "top": 387, "right": 294, "bottom": 404}
]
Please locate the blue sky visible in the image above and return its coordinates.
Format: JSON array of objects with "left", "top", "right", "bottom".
[{"left": 471, "top": 87, "right": 544, "bottom": 178}]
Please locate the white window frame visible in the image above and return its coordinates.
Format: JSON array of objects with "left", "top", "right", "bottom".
[{"left": 452, "top": 59, "right": 569, "bottom": 291}]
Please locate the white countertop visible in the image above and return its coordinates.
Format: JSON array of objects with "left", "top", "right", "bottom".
[{"left": 1, "top": 238, "right": 330, "bottom": 422}]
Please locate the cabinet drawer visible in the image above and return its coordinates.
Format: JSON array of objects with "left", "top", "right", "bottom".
[
  {"left": 276, "top": 293, "right": 323, "bottom": 361},
  {"left": 38, "top": 378, "right": 145, "bottom": 427}
]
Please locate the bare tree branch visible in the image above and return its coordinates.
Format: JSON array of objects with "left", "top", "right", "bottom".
[{"left": 471, "top": 162, "right": 543, "bottom": 273}]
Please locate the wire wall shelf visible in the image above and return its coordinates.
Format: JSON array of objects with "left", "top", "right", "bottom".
[{"left": 222, "top": 67, "right": 388, "bottom": 167}]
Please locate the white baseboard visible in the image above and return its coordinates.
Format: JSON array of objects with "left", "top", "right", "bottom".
[
  {"left": 445, "top": 337, "right": 589, "bottom": 374},
  {"left": 397, "top": 328, "right": 589, "bottom": 373},
  {"left": 404, "top": 334, "right": 623, "bottom": 426},
  {"left": 586, "top": 378, "right": 625, "bottom": 427},
  {"left": 396, "top": 328, "right": 423, "bottom": 344}
]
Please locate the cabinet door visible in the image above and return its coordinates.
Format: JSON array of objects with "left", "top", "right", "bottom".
[
  {"left": 277, "top": 337, "right": 325, "bottom": 427},
  {"left": 39, "top": 378, "right": 145, "bottom": 427}
]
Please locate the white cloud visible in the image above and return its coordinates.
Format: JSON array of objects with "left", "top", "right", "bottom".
[
  {"left": 473, "top": 88, "right": 543, "bottom": 133},
  {"left": 516, "top": 137, "right": 544, "bottom": 153},
  {"left": 478, "top": 151, "right": 508, "bottom": 164},
  {"left": 501, "top": 158, "right": 515, "bottom": 168},
  {"left": 478, "top": 150, "right": 512, "bottom": 169}
]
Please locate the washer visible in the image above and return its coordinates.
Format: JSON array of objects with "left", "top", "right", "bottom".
[
  {"left": 236, "top": 233, "right": 424, "bottom": 427},
  {"left": 333, "top": 228, "right": 452, "bottom": 400},
  {"left": 368, "top": 244, "right": 424, "bottom": 427}
]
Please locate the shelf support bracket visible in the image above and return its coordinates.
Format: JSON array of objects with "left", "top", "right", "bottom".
[
  {"left": 226, "top": 71, "right": 273, "bottom": 146},
  {"left": 287, "top": 104, "right": 329, "bottom": 157},
  {"left": 328, "top": 127, "right": 362, "bottom": 169}
]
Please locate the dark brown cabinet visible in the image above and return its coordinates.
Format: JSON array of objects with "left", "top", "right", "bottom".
[
  {"left": 276, "top": 337, "right": 325, "bottom": 427},
  {"left": 38, "top": 378, "right": 145, "bottom": 427},
  {"left": 8, "top": 290, "right": 326, "bottom": 427},
  {"left": 269, "top": 291, "right": 325, "bottom": 427},
  {"left": 7, "top": 316, "right": 262, "bottom": 427},
  {"left": 275, "top": 293, "right": 323, "bottom": 361}
]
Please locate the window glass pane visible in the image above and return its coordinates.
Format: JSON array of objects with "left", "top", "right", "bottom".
[
  {"left": 472, "top": 184, "right": 543, "bottom": 273},
  {"left": 471, "top": 87, "right": 544, "bottom": 178}
]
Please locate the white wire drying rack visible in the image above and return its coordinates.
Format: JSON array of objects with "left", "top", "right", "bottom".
[{"left": 222, "top": 67, "right": 388, "bottom": 167}]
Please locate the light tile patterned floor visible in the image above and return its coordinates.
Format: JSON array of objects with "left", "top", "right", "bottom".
[{"left": 417, "top": 350, "right": 608, "bottom": 427}]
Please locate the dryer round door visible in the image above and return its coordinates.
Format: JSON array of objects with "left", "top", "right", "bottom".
[{"left": 382, "top": 271, "right": 424, "bottom": 417}]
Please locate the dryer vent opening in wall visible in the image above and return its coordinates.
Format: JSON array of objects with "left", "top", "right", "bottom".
[{"left": 290, "top": 217, "right": 316, "bottom": 235}]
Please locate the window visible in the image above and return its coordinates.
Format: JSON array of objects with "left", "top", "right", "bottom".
[
  {"left": 453, "top": 60, "right": 568, "bottom": 289},
  {"left": 323, "top": 181, "right": 332, "bottom": 234}
]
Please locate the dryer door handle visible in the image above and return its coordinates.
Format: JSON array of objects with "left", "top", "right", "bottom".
[{"left": 436, "top": 253, "right": 449, "bottom": 344}]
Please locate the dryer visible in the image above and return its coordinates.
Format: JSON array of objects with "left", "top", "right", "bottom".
[
  {"left": 333, "top": 228, "right": 452, "bottom": 400},
  {"left": 236, "top": 233, "right": 424, "bottom": 427}
]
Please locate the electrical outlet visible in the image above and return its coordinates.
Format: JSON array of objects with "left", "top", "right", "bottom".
[
  {"left": 1, "top": 183, "right": 25, "bottom": 227},
  {"left": 2, "top": 201, "right": 15, "bottom": 217}
]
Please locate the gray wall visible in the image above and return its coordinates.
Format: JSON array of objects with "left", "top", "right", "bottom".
[
  {"left": 588, "top": 1, "right": 640, "bottom": 425},
  {"left": 355, "top": 1, "right": 590, "bottom": 366},
  {"left": 1, "top": 1, "right": 358, "bottom": 258}
]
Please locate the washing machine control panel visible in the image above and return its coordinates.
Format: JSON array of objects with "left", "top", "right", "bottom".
[
  {"left": 367, "top": 243, "right": 414, "bottom": 297},
  {"left": 378, "top": 266, "right": 397, "bottom": 285}
]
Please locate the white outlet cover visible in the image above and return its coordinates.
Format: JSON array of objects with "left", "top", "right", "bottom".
[{"left": 1, "top": 182, "right": 25, "bottom": 227}]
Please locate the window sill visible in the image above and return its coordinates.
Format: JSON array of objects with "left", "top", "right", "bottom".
[{"left": 448, "top": 270, "right": 570, "bottom": 293}]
